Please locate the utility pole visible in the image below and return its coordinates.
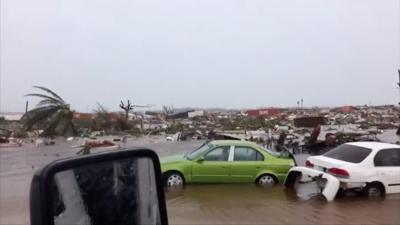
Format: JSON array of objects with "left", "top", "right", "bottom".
[
  {"left": 25, "top": 101, "right": 29, "bottom": 113},
  {"left": 397, "top": 69, "right": 400, "bottom": 135},
  {"left": 397, "top": 69, "right": 400, "bottom": 105}
]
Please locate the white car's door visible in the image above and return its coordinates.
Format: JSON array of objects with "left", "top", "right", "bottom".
[{"left": 374, "top": 148, "right": 400, "bottom": 194}]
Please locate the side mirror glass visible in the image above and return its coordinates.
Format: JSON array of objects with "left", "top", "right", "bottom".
[{"left": 30, "top": 149, "right": 168, "bottom": 225}]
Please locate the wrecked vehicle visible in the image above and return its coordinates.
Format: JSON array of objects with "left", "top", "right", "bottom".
[
  {"left": 161, "top": 140, "right": 295, "bottom": 187},
  {"left": 285, "top": 142, "right": 400, "bottom": 201}
]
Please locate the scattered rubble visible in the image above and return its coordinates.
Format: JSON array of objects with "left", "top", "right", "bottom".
[
  {"left": 152, "top": 105, "right": 399, "bottom": 153},
  {"left": 1, "top": 105, "right": 399, "bottom": 151}
]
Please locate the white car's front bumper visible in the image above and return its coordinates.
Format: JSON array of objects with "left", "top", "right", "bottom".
[{"left": 284, "top": 167, "right": 340, "bottom": 201}]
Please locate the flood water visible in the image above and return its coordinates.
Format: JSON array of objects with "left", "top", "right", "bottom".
[
  {"left": 166, "top": 184, "right": 400, "bottom": 225},
  {"left": 1, "top": 137, "right": 400, "bottom": 225}
]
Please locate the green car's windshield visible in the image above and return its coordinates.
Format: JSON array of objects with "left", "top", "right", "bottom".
[{"left": 185, "top": 143, "right": 212, "bottom": 160}]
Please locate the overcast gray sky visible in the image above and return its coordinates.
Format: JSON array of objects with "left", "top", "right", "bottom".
[{"left": 1, "top": 0, "right": 399, "bottom": 112}]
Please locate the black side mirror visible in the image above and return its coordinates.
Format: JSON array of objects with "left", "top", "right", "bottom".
[{"left": 30, "top": 148, "right": 168, "bottom": 225}]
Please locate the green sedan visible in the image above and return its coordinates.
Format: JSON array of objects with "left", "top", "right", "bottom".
[{"left": 161, "top": 140, "right": 296, "bottom": 187}]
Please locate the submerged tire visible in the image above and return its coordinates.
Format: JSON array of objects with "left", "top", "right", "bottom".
[
  {"left": 164, "top": 172, "right": 184, "bottom": 187},
  {"left": 335, "top": 188, "right": 346, "bottom": 199},
  {"left": 256, "top": 174, "right": 278, "bottom": 185},
  {"left": 363, "top": 182, "right": 385, "bottom": 197}
]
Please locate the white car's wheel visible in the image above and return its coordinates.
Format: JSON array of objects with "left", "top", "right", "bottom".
[
  {"left": 165, "top": 173, "right": 184, "bottom": 187},
  {"left": 363, "top": 183, "right": 385, "bottom": 197},
  {"left": 257, "top": 174, "right": 277, "bottom": 185}
]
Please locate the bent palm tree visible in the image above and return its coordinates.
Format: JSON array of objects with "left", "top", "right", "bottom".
[{"left": 22, "top": 86, "right": 76, "bottom": 137}]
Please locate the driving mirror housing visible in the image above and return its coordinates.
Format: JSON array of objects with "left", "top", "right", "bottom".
[
  {"left": 196, "top": 156, "right": 205, "bottom": 163},
  {"left": 30, "top": 148, "right": 168, "bottom": 225}
]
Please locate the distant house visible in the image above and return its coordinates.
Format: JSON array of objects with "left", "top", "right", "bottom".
[
  {"left": 74, "top": 112, "right": 126, "bottom": 121},
  {"left": 246, "top": 108, "right": 281, "bottom": 117},
  {"left": 0, "top": 112, "right": 24, "bottom": 131},
  {"left": 341, "top": 106, "right": 356, "bottom": 114},
  {"left": 188, "top": 110, "right": 204, "bottom": 118},
  {"left": 73, "top": 112, "right": 95, "bottom": 120},
  {"left": 167, "top": 110, "right": 205, "bottom": 119},
  {"left": 0, "top": 112, "right": 24, "bottom": 121},
  {"left": 142, "top": 117, "right": 165, "bottom": 130}
]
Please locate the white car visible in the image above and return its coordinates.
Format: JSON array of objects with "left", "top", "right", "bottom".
[{"left": 285, "top": 142, "right": 400, "bottom": 201}]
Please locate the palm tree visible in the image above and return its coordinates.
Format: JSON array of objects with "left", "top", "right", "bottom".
[{"left": 22, "top": 86, "right": 76, "bottom": 137}]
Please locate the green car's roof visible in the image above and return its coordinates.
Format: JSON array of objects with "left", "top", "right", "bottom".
[{"left": 209, "top": 140, "right": 262, "bottom": 149}]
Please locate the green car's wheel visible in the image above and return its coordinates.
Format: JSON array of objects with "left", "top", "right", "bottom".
[
  {"left": 165, "top": 172, "right": 184, "bottom": 187},
  {"left": 257, "top": 174, "right": 277, "bottom": 185}
]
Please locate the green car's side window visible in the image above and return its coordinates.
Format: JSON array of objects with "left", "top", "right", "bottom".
[
  {"left": 204, "top": 146, "right": 230, "bottom": 161},
  {"left": 234, "top": 147, "right": 264, "bottom": 161}
]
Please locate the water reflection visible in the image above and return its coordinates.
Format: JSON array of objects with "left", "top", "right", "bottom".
[{"left": 165, "top": 184, "right": 400, "bottom": 225}]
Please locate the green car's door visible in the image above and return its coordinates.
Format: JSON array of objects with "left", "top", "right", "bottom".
[
  {"left": 191, "top": 146, "right": 231, "bottom": 183},
  {"left": 230, "top": 146, "right": 265, "bottom": 183}
]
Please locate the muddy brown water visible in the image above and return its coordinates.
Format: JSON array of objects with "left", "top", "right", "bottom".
[
  {"left": 1, "top": 137, "right": 400, "bottom": 225},
  {"left": 166, "top": 184, "right": 400, "bottom": 225}
]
